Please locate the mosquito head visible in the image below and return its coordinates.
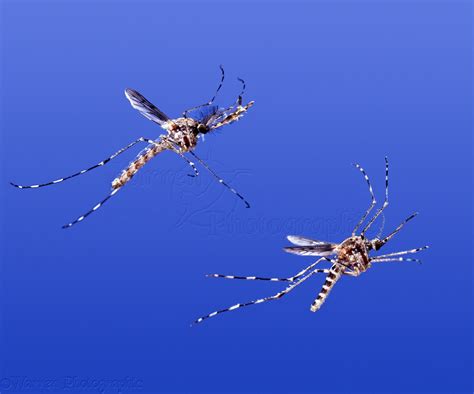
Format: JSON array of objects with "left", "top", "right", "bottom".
[
  {"left": 197, "top": 123, "right": 208, "bottom": 134},
  {"left": 368, "top": 238, "right": 383, "bottom": 251}
]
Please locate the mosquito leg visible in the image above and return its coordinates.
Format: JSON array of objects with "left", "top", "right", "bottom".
[
  {"left": 183, "top": 65, "right": 225, "bottom": 118},
  {"left": 375, "top": 212, "right": 419, "bottom": 249},
  {"left": 371, "top": 246, "right": 429, "bottom": 260},
  {"left": 62, "top": 188, "right": 121, "bottom": 229},
  {"left": 375, "top": 212, "right": 386, "bottom": 239},
  {"left": 362, "top": 157, "right": 389, "bottom": 236},
  {"left": 207, "top": 269, "right": 330, "bottom": 282},
  {"left": 180, "top": 155, "right": 199, "bottom": 177},
  {"left": 207, "top": 258, "right": 328, "bottom": 282},
  {"left": 235, "top": 78, "right": 246, "bottom": 106},
  {"left": 210, "top": 78, "right": 246, "bottom": 120},
  {"left": 150, "top": 136, "right": 199, "bottom": 178},
  {"left": 10, "top": 137, "right": 155, "bottom": 189},
  {"left": 193, "top": 266, "right": 320, "bottom": 325},
  {"left": 352, "top": 162, "right": 377, "bottom": 235},
  {"left": 323, "top": 257, "right": 361, "bottom": 277},
  {"left": 371, "top": 257, "right": 422, "bottom": 263},
  {"left": 188, "top": 151, "right": 250, "bottom": 208}
]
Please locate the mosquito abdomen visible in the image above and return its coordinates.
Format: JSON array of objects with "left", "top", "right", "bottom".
[
  {"left": 112, "top": 143, "right": 165, "bottom": 189},
  {"left": 311, "top": 264, "right": 343, "bottom": 312}
]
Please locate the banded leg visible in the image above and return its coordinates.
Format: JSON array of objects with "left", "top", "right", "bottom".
[
  {"left": 372, "top": 246, "right": 429, "bottom": 260},
  {"left": 193, "top": 266, "right": 321, "bottom": 325},
  {"left": 180, "top": 155, "right": 199, "bottom": 177},
  {"left": 208, "top": 259, "right": 329, "bottom": 282},
  {"left": 371, "top": 257, "right": 422, "bottom": 263},
  {"left": 10, "top": 137, "right": 154, "bottom": 189},
  {"left": 188, "top": 151, "right": 250, "bottom": 208},
  {"left": 352, "top": 162, "right": 377, "bottom": 235},
  {"left": 376, "top": 212, "right": 419, "bottom": 248},
  {"left": 211, "top": 77, "right": 246, "bottom": 120},
  {"left": 323, "top": 258, "right": 360, "bottom": 277},
  {"left": 362, "top": 157, "right": 389, "bottom": 235},
  {"left": 310, "top": 263, "right": 344, "bottom": 312},
  {"left": 183, "top": 65, "right": 225, "bottom": 118},
  {"left": 235, "top": 77, "right": 246, "bottom": 106},
  {"left": 375, "top": 212, "right": 386, "bottom": 239},
  {"left": 62, "top": 188, "right": 121, "bottom": 229},
  {"left": 164, "top": 138, "right": 200, "bottom": 178},
  {"left": 65, "top": 139, "right": 169, "bottom": 228}
]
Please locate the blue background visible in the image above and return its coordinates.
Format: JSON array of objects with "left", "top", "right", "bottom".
[{"left": 1, "top": 1, "right": 472, "bottom": 393}]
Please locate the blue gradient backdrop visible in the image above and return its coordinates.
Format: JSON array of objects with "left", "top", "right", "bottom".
[{"left": 1, "top": 1, "right": 472, "bottom": 393}]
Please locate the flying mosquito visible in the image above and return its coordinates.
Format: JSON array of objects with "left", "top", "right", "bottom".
[
  {"left": 194, "top": 158, "right": 429, "bottom": 324},
  {"left": 10, "top": 66, "right": 254, "bottom": 228}
]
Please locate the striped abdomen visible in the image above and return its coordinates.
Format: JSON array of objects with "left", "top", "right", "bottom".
[
  {"left": 112, "top": 143, "right": 166, "bottom": 189},
  {"left": 310, "top": 263, "right": 343, "bottom": 312}
]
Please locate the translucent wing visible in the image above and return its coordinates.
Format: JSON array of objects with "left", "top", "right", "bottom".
[
  {"left": 283, "top": 246, "right": 337, "bottom": 256},
  {"left": 125, "top": 89, "right": 170, "bottom": 125},
  {"left": 186, "top": 105, "right": 219, "bottom": 124},
  {"left": 284, "top": 239, "right": 337, "bottom": 256},
  {"left": 287, "top": 235, "right": 331, "bottom": 247}
]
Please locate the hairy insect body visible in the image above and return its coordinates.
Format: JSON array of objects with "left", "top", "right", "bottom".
[
  {"left": 165, "top": 118, "right": 201, "bottom": 151},
  {"left": 337, "top": 236, "right": 371, "bottom": 276}
]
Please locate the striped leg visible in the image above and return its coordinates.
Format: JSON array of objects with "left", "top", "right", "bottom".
[
  {"left": 207, "top": 270, "right": 329, "bottom": 282},
  {"left": 371, "top": 257, "right": 422, "bottom": 263},
  {"left": 193, "top": 266, "right": 321, "bottom": 325},
  {"left": 64, "top": 140, "right": 169, "bottom": 228},
  {"left": 376, "top": 212, "right": 419, "bottom": 249},
  {"left": 10, "top": 137, "right": 154, "bottom": 189},
  {"left": 218, "top": 77, "right": 246, "bottom": 111},
  {"left": 62, "top": 188, "right": 121, "bottom": 229},
  {"left": 371, "top": 246, "right": 429, "bottom": 260},
  {"left": 235, "top": 77, "right": 246, "bottom": 106},
  {"left": 375, "top": 212, "right": 386, "bottom": 239},
  {"left": 310, "top": 263, "right": 344, "bottom": 312},
  {"left": 180, "top": 155, "right": 199, "bottom": 177},
  {"left": 207, "top": 258, "right": 327, "bottom": 282},
  {"left": 188, "top": 151, "right": 250, "bottom": 208},
  {"left": 164, "top": 138, "right": 200, "bottom": 178},
  {"left": 352, "top": 162, "right": 377, "bottom": 235},
  {"left": 183, "top": 65, "right": 225, "bottom": 118},
  {"left": 213, "top": 78, "right": 248, "bottom": 123},
  {"left": 362, "top": 157, "right": 389, "bottom": 235}
]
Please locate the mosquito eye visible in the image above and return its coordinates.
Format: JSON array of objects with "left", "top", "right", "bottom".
[{"left": 197, "top": 124, "right": 207, "bottom": 133}]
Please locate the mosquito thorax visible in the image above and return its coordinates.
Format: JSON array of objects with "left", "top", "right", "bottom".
[{"left": 337, "top": 236, "right": 370, "bottom": 267}]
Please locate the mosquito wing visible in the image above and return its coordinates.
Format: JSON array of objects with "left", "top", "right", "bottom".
[
  {"left": 287, "top": 235, "right": 331, "bottom": 246},
  {"left": 283, "top": 245, "right": 337, "bottom": 256},
  {"left": 284, "top": 236, "right": 337, "bottom": 256},
  {"left": 125, "top": 89, "right": 170, "bottom": 125}
]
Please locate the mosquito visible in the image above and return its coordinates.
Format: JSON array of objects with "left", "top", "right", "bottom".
[
  {"left": 10, "top": 66, "right": 254, "bottom": 228},
  {"left": 194, "top": 158, "right": 429, "bottom": 324}
]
